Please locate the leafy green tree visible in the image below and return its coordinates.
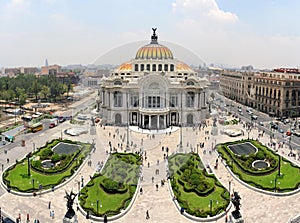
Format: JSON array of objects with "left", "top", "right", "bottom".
[
  {"left": 40, "top": 85, "right": 50, "bottom": 100},
  {"left": 19, "top": 92, "right": 28, "bottom": 106},
  {"left": 31, "top": 79, "right": 41, "bottom": 101}
]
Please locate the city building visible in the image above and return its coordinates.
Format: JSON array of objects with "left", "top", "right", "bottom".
[
  {"left": 1, "top": 67, "right": 38, "bottom": 76},
  {"left": 41, "top": 64, "right": 61, "bottom": 75},
  {"left": 97, "top": 29, "right": 209, "bottom": 129},
  {"left": 220, "top": 68, "right": 300, "bottom": 118}
]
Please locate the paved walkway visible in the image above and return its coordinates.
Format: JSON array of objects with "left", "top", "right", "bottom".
[{"left": 1, "top": 117, "right": 300, "bottom": 222}]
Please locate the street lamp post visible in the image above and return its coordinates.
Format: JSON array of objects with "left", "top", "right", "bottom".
[
  {"left": 96, "top": 200, "right": 99, "bottom": 214},
  {"left": 179, "top": 92, "right": 183, "bottom": 152},
  {"left": 27, "top": 153, "right": 32, "bottom": 176},
  {"left": 278, "top": 155, "right": 281, "bottom": 176},
  {"left": 126, "top": 92, "right": 130, "bottom": 151},
  {"left": 32, "top": 179, "right": 35, "bottom": 190}
]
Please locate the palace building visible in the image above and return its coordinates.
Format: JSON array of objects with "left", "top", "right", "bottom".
[{"left": 97, "top": 29, "right": 209, "bottom": 129}]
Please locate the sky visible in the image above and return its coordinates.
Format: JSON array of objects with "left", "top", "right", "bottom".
[{"left": 1, "top": 0, "right": 300, "bottom": 69}]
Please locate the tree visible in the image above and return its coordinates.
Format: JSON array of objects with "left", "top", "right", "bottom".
[
  {"left": 31, "top": 79, "right": 41, "bottom": 101},
  {"left": 15, "top": 87, "right": 26, "bottom": 103},
  {"left": 40, "top": 85, "right": 50, "bottom": 100},
  {"left": 19, "top": 92, "right": 28, "bottom": 106}
]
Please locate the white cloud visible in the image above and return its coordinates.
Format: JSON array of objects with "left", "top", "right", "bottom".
[
  {"left": 172, "top": 0, "right": 238, "bottom": 23},
  {"left": 6, "top": 0, "right": 31, "bottom": 13},
  {"left": 2, "top": 0, "right": 31, "bottom": 19}
]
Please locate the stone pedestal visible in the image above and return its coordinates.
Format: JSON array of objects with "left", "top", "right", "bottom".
[
  {"left": 63, "top": 210, "right": 78, "bottom": 223},
  {"left": 211, "top": 117, "right": 218, "bottom": 136},
  {"left": 211, "top": 125, "right": 218, "bottom": 136},
  {"left": 228, "top": 211, "right": 244, "bottom": 223}
]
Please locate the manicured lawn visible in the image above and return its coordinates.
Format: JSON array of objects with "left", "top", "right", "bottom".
[
  {"left": 3, "top": 139, "right": 92, "bottom": 192},
  {"left": 79, "top": 153, "right": 141, "bottom": 217},
  {"left": 79, "top": 176, "right": 136, "bottom": 216},
  {"left": 168, "top": 153, "right": 230, "bottom": 217},
  {"left": 217, "top": 139, "right": 300, "bottom": 192},
  {"left": 4, "top": 160, "right": 75, "bottom": 191}
]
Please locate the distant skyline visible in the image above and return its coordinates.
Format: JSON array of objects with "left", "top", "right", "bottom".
[{"left": 1, "top": 0, "right": 300, "bottom": 69}]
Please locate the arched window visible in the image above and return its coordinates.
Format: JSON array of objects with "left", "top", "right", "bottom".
[
  {"left": 164, "top": 64, "right": 168, "bottom": 71},
  {"left": 146, "top": 64, "right": 150, "bottom": 71},
  {"left": 114, "top": 91, "right": 123, "bottom": 107},
  {"left": 114, "top": 80, "right": 122, "bottom": 85},
  {"left": 141, "top": 64, "right": 145, "bottom": 71},
  {"left": 170, "top": 64, "right": 174, "bottom": 71},
  {"left": 158, "top": 64, "right": 162, "bottom": 71},
  {"left": 152, "top": 64, "right": 156, "bottom": 71},
  {"left": 187, "top": 81, "right": 194, "bottom": 86},
  {"left": 186, "top": 92, "right": 195, "bottom": 107},
  {"left": 134, "top": 64, "right": 138, "bottom": 71},
  {"left": 187, "top": 114, "right": 193, "bottom": 126},
  {"left": 115, "top": 114, "right": 122, "bottom": 125}
]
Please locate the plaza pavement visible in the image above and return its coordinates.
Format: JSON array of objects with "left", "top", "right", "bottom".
[{"left": 1, "top": 116, "right": 300, "bottom": 223}]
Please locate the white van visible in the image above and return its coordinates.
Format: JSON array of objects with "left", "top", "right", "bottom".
[{"left": 251, "top": 115, "right": 258, "bottom": 120}]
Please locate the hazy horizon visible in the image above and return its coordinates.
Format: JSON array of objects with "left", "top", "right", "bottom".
[{"left": 1, "top": 0, "right": 300, "bottom": 69}]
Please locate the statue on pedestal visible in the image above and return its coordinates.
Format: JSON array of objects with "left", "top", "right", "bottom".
[
  {"left": 231, "top": 191, "right": 242, "bottom": 219},
  {"left": 63, "top": 190, "right": 78, "bottom": 222}
]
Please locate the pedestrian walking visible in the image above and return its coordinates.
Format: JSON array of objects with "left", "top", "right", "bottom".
[
  {"left": 146, "top": 210, "right": 150, "bottom": 219},
  {"left": 151, "top": 176, "right": 154, "bottom": 183},
  {"left": 48, "top": 201, "right": 51, "bottom": 209},
  {"left": 51, "top": 210, "right": 55, "bottom": 219},
  {"left": 140, "top": 187, "right": 143, "bottom": 195},
  {"left": 156, "top": 184, "right": 159, "bottom": 191}
]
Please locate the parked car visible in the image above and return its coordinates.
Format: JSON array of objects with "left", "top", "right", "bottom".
[{"left": 59, "top": 117, "right": 66, "bottom": 123}]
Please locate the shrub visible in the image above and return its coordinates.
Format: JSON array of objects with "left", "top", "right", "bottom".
[
  {"left": 40, "top": 148, "right": 53, "bottom": 159},
  {"left": 51, "top": 153, "right": 61, "bottom": 163},
  {"left": 32, "top": 160, "right": 41, "bottom": 168}
]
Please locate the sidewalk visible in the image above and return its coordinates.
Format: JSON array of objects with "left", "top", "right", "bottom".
[{"left": 1, "top": 118, "right": 300, "bottom": 222}]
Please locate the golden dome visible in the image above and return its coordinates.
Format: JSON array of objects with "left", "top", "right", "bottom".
[
  {"left": 135, "top": 44, "right": 173, "bottom": 60},
  {"left": 116, "top": 62, "right": 132, "bottom": 72},
  {"left": 176, "top": 62, "right": 193, "bottom": 72},
  {"left": 135, "top": 28, "right": 173, "bottom": 60}
]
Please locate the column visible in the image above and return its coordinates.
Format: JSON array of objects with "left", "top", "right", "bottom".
[
  {"left": 199, "top": 92, "right": 202, "bottom": 108},
  {"left": 142, "top": 115, "right": 145, "bottom": 128},
  {"left": 149, "top": 115, "right": 152, "bottom": 129},
  {"left": 157, "top": 115, "right": 159, "bottom": 129},
  {"left": 164, "top": 115, "right": 166, "bottom": 128}
]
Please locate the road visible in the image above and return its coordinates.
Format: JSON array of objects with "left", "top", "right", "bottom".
[{"left": 212, "top": 93, "right": 300, "bottom": 154}]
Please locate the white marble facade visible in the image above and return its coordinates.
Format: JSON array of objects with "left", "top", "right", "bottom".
[{"left": 97, "top": 29, "right": 209, "bottom": 129}]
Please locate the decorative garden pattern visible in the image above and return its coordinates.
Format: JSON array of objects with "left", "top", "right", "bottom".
[
  {"left": 217, "top": 139, "right": 300, "bottom": 192},
  {"left": 78, "top": 153, "right": 141, "bottom": 217},
  {"left": 2, "top": 139, "right": 92, "bottom": 193},
  {"left": 168, "top": 153, "right": 230, "bottom": 217}
]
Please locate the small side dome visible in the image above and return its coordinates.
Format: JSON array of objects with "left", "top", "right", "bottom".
[
  {"left": 176, "top": 61, "right": 193, "bottom": 72},
  {"left": 116, "top": 62, "right": 132, "bottom": 72}
]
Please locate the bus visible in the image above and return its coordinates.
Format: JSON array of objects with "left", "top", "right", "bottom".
[{"left": 28, "top": 122, "right": 43, "bottom": 133}]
